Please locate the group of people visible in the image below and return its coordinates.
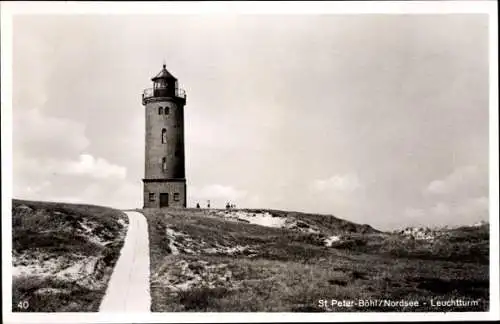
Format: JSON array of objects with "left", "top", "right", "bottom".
[
  {"left": 225, "top": 202, "right": 236, "bottom": 209},
  {"left": 194, "top": 200, "right": 237, "bottom": 209},
  {"left": 195, "top": 200, "right": 210, "bottom": 209}
]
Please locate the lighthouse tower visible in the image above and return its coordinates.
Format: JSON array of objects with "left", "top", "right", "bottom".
[{"left": 142, "top": 64, "right": 187, "bottom": 208}]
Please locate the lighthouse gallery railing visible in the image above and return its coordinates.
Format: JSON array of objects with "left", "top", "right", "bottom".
[{"left": 142, "top": 87, "right": 186, "bottom": 101}]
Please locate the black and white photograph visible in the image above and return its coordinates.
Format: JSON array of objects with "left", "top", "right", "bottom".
[{"left": 1, "top": 1, "right": 498, "bottom": 323}]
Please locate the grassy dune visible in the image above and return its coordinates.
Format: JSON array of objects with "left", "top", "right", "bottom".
[
  {"left": 11, "top": 199, "right": 128, "bottom": 312},
  {"left": 144, "top": 208, "right": 489, "bottom": 312}
]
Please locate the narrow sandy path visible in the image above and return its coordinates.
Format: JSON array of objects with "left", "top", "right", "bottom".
[{"left": 99, "top": 211, "right": 151, "bottom": 312}]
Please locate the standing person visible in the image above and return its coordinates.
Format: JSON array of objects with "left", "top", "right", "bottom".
[
  {"left": 207, "top": 200, "right": 211, "bottom": 209},
  {"left": 196, "top": 203, "right": 200, "bottom": 209}
]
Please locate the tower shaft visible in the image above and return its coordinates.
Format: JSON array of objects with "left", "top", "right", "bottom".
[{"left": 142, "top": 65, "right": 187, "bottom": 208}]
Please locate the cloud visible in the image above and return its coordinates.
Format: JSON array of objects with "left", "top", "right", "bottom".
[
  {"left": 424, "top": 165, "right": 485, "bottom": 196},
  {"left": 58, "top": 154, "right": 127, "bottom": 179},
  {"left": 401, "top": 164, "right": 489, "bottom": 227},
  {"left": 12, "top": 106, "right": 133, "bottom": 207},
  {"left": 15, "top": 174, "right": 141, "bottom": 210},
  {"left": 15, "top": 154, "right": 126, "bottom": 180},
  {"left": 403, "top": 196, "right": 489, "bottom": 227},
  {"left": 426, "top": 180, "right": 448, "bottom": 195},
  {"left": 428, "top": 197, "right": 488, "bottom": 222},
  {"left": 311, "top": 174, "right": 363, "bottom": 193}
]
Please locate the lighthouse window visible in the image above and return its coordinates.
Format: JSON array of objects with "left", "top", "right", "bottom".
[
  {"left": 161, "top": 128, "right": 167, "bottom": 144},
  {"left": 164, "top": 106, "right": 170, "bottom": 115},
  {"left": 158, "top": 107, "right": 163, "bottom": 115},
  {"left": 162, "top": 157, "right": 167, "bottom": 172}
]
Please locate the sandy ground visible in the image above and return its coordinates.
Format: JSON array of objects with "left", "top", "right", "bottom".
[
  {"left": 212, "top": 210, "right": 320, "bottom": 233},
  {"left": 99, "top": 211, "right": 151, "bottom": 312}
]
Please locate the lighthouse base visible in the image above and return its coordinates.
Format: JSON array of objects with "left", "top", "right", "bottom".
[{"left": 142, "top": 178, "right": 186, "bottom": 208}]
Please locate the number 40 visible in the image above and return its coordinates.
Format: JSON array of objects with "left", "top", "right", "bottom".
[{"left": 17, "top": 300, "right": 29, "bottom": 310}]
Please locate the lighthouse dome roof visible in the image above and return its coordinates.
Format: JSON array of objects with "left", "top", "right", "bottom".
[{"left": 151, "top": 64, "right": 177, "bottom": 81}]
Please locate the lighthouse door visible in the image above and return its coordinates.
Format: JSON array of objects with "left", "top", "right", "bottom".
[{"left": 160, "top": 193, "right": 169, "bottom": 208}]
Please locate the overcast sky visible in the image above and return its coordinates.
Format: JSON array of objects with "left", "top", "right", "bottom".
[{"left": 11, "top": 14, "right": 490, "bottom": 230}]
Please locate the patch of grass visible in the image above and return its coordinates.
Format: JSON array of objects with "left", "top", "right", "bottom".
[
  {"left": 12, "top": 276, "right": 105, "bottom": 312},
  {"left": 321, "top": 229, "right": 489, "bottom": 264},
  {"left": 13, "top": 231, "right": 102, "bottom": 255},
  {"left": 11, "top": 199, "right": 128, "bottom": 312},
  {"left": 143, "top": 208, "right": 489, "bottom": 312},
  {"left": 363, "top": 233, "right": 489, "bottom": 264},
  {"left": 12, "top": 199, "right": 125, "bottom": 234}
]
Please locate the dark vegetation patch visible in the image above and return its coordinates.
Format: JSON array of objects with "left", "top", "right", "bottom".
[
  {"left": 13, "top": 231, "right": 102, "bottom": 255},
  {"left": 327, "top": 229, "right": 489, "bottom": 264},
  {"left": 414, "top": 277, "right": 489, "bottom": 297},
  {"left": 177, "top": 287, "right": 231, "bottom": 311},
  {"left": 12, "top": 276, "right": 105, "bottom": 312}
]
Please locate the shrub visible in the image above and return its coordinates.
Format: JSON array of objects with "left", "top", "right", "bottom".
[{"left": 178, "top": 287, "right": 230, "bottom": 311}]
